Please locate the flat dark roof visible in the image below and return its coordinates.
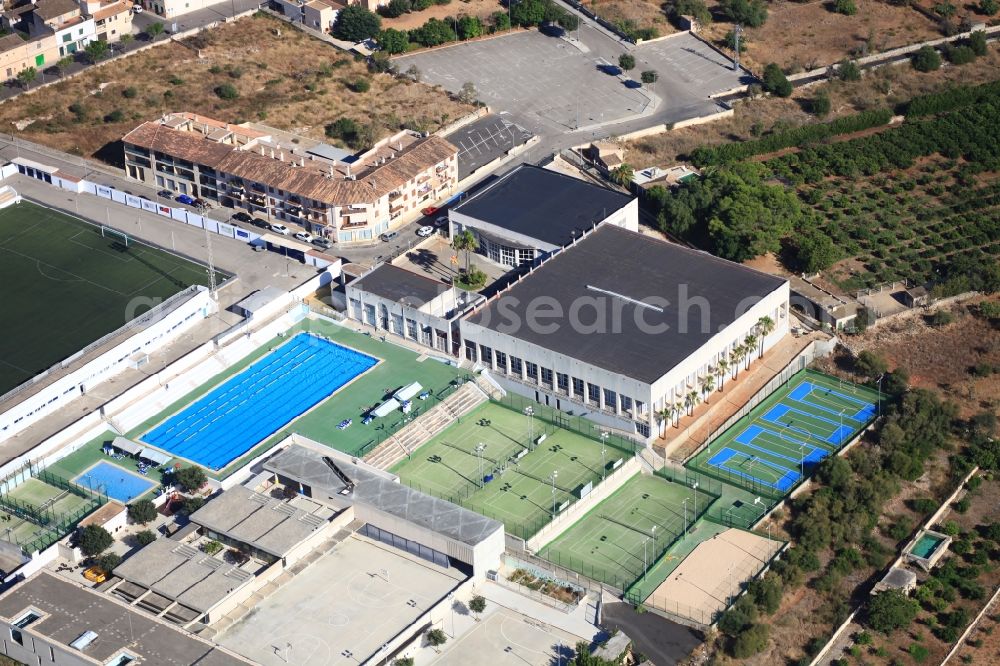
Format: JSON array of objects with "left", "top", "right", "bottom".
[
  {"left": 464, "top": 226, "right": 787, "bottom": 384},
  {"left": 0, "top": 571, "right": 249, "bottom": 665},
  {"left": 353, "top": 264, "right": 449, "bottom": 307},
  {"left": 454, "top": 164, "right": 634, "bottom": 246}
]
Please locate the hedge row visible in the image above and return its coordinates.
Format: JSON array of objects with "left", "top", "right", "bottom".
[
  {"left": 689, "top": 108, "right": 893, "bottom": 167},
  {"left": 898, "top": 80, "right": 1000, "bottom": 118}
]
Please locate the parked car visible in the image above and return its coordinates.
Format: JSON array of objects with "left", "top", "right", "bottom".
[
  {"left": 433, "top": 216, "right": 448, "bottom": 229},
  {"left": 270, "top": 223, "right": 291, "bottom": 235},
  {"left": 380, "top": 231, "right": 399, "bottom": 242},
  {"left": 311, "top": 237, "right": 333, "bottom": 250},
  {"left": 421, "top": 205, "right": 439, "bottom": 216},
  {"left": 132, "top": 3, "right": 143, "bottom": 12},
  {"left": 251, "top": 218, "right": 270, "bottom": 229},
  {"left": 294, "top": 231, "right": 313, "bottom": 242},
  {"left": 192, "top": 198, "right": 208, "bottom": 209},
  {"left": 231, "top": 212, "right": 253, "bottom": 223},
  {"left": 156, "top": 189, "right": 172, "bottom": 198},
  {"left": 175, "top": 194, "right": 195, "bottom": 205},
  {"left": 416, "top": 225, "right": 434, "bottom": 237}
]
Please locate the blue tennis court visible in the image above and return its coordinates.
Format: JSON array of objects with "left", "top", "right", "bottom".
[
  {"left": 142, "top": 334, "right": 377, "bottom": 470},
  {"left": 74, "top": 461, "right": 156, "bottom": 503}
]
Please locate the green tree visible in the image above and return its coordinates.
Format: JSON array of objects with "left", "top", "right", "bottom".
[
  {"left": 944, "top": 44, "right": 976, "bottom": 65},
  {"left": 640, "top": 70, "right": 658, "bottom": 84},
  {"left": 457, "top": 15, "right": 483, "bottom": 39},
  {"left": 933, "top": 1, "right": 956, "bottom": 17},
  {"left": 377, "top": 28, "right": 409, "bottom": 54},
  {"left": 810, "top": 91, "right": 831, "bottom": 117},
  {"left": 409, "top": 18, "right": 457, "bottom": 46},
  {"left": 393, "top": 659, "right": 415, "bottom": 666},
  {"left": 866, "top": 590, "right": 919, "bottom": 633},
  {"left": 181, "top": 496, "right": 206, "bottom": 515},
  {"left": 855, "top": 350, "right": 888, "bottom": 379},
  {"left": 452, "top": 229, "right": 478, "bottom": 273},
  {"left": 978, "top": 0, "right": 998, "bottom": 14},
  {"left": 720, "top": 0, "right": 768, "bottom": 27},
  {"left": 610, "top": 163, "right": 634, "bottom": 187},
  {"left": 491, "top": 10, "right": 511, "bottom": 30},
  {"left": 78, "top": 525, "right": 113, "bottom": 556},
  {"left": 468, "top": 594, "right": 486, "bottom": 619},
  {"left": 789, "top": 227, "right": 838, "bottom": 272},
  {"left": 127, "top": 498, "right": 157, "bottom": 525},
  {"left": 15, "top": 67, "right": 37, "bottom": 88},
  {"left": 95, "top": 552, "right": 121, "bottom": 573},
  {"left": 731, "top": 623, "right": 770, "bottom": 658},
  {"left": 838, "top": 60, "right": 861, "bottom": 81},
  {"left": 670, "top": 0, "right": 711, "bottom": 25},
  {"left": 135, "top": 529, "right": 157, "bottom": 546},
  {"left": 968, "top": 30, "right": 987, "bottom": 56},
  {"left": 618, "top": 53, "right": 636, "bottom": 71},
  {"left": 174, "top": 466, "right": 207, "bottom": 493},
  {"left": 510, "top": 0, "right": 546, "bottom": 26},
  {"left": 833, "top": 0, "right": 857, "bottom": 14},
  {"left": 333, "top": 5, "right": 382, "bottom": 41},
  {"left": 144, "top": 22, "right": 165, "bottom": 39},
  {"left": 458, "top": 80, "right": 477, "bottom": 103},
  {"left": 762, "top": 63, "right": 792, "bottom": 97},
  {"left": 54, "top": 56, "right": 74, "bottom": 75},
  {"left": 382, "top": 0, "right": 411, "bottom": 18},
  {"left": 84, "top": 39, "right": 110, "bottom": 63},
  {"left": 568, "top": 640, "right": 619, "bottom": 665},
  {"left": 425, "top": 628, "right": 447, "bottom": 647},
  {"left": 557, "top": 12, "right": 579, "bottom": 31},
  {"left": 119, "top": 33, "right": 134, "bottom": 44},
  {"left": 911, "top": 45, "right": 941, "bottom": 72}
]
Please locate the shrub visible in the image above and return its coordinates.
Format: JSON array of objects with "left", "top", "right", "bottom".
[
  {"left": 720, "top": 0, "right": 768, "bottom": 27},
  {"left": 214, "top": 83, "right": 239, "bottom": 100},
  {"left": 834, "top": 0, "right": 857, "bottom": 14},
  {"left": 762, "top": 63, "right": 792, "bottom": 97},
  {"left": 104, "top": 109, "right": 125, "bottom": 122},
  {"left": 911, "top": 45, "right": 941, "bottom": 72},
  {"left": 122, "top": 86, "right": 138, "bottom": 99},
  {"left": 944, "top": 44, "right": 976, "bottom": 65},
  {"left": 811, "top": 92, "right": 831, "bottom": 117},
  {"left": 202, "top": 540, "right": 223, "bottom": 556},
  {"left": 866, "top": 590, "right": 919, "bottom": 634},
  {"left": 968, "top": 31, "right": 987, "bottom": 56},
  {"left": 838, "top": 60, "right": 861, "bottom": 81},
  {"left": 670, "top": 0, "right": 712, "bottom": 25},
  {"left": 350, "top": 78, "right": 371, "bottom": 93},
  {"left": 910, "top": 643, "right": 929, "bottom": 662},
  {"left": 978, "top": 0, "right": 998, "bottom": 13},
  {"left": 730, "top": 623, "right": 770, "bottom": 658},
  {"left": 95, "top": 552, "right": 121, "bottom": 573},
  {"left": 135, "top": 529, "right": 156, "bottom": 546},
  {"left": 426, "top": 628, "right": 447, "bottom": 647},
  {"left": 181, "top": 496, "right": 205, "bottom": 515},
  {"left": 618, "top": 54, "right": 636, "bottom": 71},
  {"left": 929, "top": 309, "right": 954, "bottom": 326},
  {"left": 228, "top": 67, "right": 243, "bottom": 79}
]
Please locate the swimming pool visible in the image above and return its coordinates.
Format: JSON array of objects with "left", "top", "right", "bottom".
[
  {"left": 74, "top": 461, "right": 157, "bottom": 503},
  {"left": 142, "top": 334, "right": 377, "bottom": 470},
  {"left": 912, "top": 533, "right": 945, "bottom": 559}
]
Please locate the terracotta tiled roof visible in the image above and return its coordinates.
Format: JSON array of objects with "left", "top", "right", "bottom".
[
  {"left": 91, "top": 1, "right": 130, "bottom": 21},
  {"left": 122, "top": 120, "right": 456, "bottom": 205}
]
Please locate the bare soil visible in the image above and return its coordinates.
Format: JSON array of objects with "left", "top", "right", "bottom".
[
  {"left": 0, "top": 13, "right": 473, "bottom": 160},
  {"left": 625, "top": 44, "right": 1000, "bottom": 168},
  {"left": 382, "top": 0, "right": 504, "bottom": 31},
  {"left": 701, "top": 0, "right": 941, "bottom": 73}
]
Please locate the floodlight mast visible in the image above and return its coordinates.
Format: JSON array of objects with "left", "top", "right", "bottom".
[{"left": 733, "top": 24, "right": 742, "bottom": 72}]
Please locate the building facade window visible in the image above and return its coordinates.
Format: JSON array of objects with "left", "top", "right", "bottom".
[
  {"left": 572, "top": 377, "right": 584, "bottom": 399},
  {"left": 525, "top": 362, "right": 538, "bottom": 382},
  {"left": 588, "top": 383, "right": 601, "bottom": 404},
  {"left": 464, "top": 340, "right": 477, "bottom": 361},
  {"left": 540, "top": 367, "right": 553, "bottom": 388},
  {"left": 557, "top": 373, "right": 569, "bottom": 393},
  {"left": 603, "top": 388, "right": 617, "bottom": 412},
  {"left": 495, "top": 350, "right": 507, "bottom": 374},
  {"left": 479, "top": 345, "right": 493, "bottom": 367},
  {"left": 510, "top": 356, "right": 523, "bottom": 376}
]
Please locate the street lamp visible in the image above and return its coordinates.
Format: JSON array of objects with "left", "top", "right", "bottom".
[
  {"left": 550, "top": 470, "right": 558, "bottom": 517},
  {"left": 475, "top": 442, "right": 486, "bottom": 488},
  {"left": 691, "top": 481, "right": 699, "bottom": 518},
  {"left": 524, "top": 406, "right": 534, "bottom": 449},
  {"left": 642, "top": 525, "right": 656, "bottom": 584},
  {"left": 876, "top": 373, "right": 884, "bottom": 417},
  {"left": 682, "top": 497, "right": 689, "bottom": 540},
  {"left": 600, "top": 432, "right": 608, "bottom": 480}
]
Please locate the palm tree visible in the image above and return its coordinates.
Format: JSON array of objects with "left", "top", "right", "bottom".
[
  {"left": 451, "top": 229, "right": 478, "bottom": 274},
  {"left": 686, "top": 390, "right": 699, "bottom": 417},
  {"left": 610, "top": 163, "right": 635, "bottom": 188},
  {"left": 743, "top": 335, "right": 757, "bottom": 369},
  {"left": 756, "top": 316, "right": 775, "bottom": 358},
  {"left": 731, "top": 345, "right": 746, "bottom": 379},
  {"left": 674, "top": 401, "right": 684, "bottom": 427},
  {"left": 717, "top": 358, "right": 730, "bottom": 390},
  {"left": 699, "top": 374, "right": 716, "bottom": 403},
  {"left": 657, "top": 406, "right": 671, "bottom": 437}
]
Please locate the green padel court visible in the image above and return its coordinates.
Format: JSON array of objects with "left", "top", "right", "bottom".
[
  {"left": 0, "top": 199, "right": 218, "bottom": 395},
  {"left": 393, "top": 401, "right": 637, "bottom": 538},
  {"left": 686, "top": 370, "right": 880, "bottom": 498},
  {"left": 537, "top": 473, "right": 718, "bottom": 590}
]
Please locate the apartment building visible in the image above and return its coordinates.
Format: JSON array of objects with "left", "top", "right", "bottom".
[
  {"left": 274, "top": 0, "right": 344, "bottom": 32},
  {"left": 0, "top": 32, "right": 59, "bottom": 80},
  {"left": 122, "top": 112, "right": 459, "bottom": 245},
  {"left": 85, "top": 0, "right": 132, "bottom": 43},
  {"left": 22, "top": 0, "right": 95, "bottom": 58}
]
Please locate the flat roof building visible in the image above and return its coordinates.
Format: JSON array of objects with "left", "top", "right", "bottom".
[
  {"left": 449, "top": 164, "right": 638, "bottom": 268},
  {"left": 0, "top": 570, "right": 251, "bottom": 666},
  {"left": 460, "top": 225, "right": 790, "bottom": 440}
]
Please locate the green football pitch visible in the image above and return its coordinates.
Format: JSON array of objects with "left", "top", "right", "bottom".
[
  {"left": 686, "top": 369, "right": 881, "bottom": 498},
  {"left": 392, "top": 401, "right": 636, "bottom": 539},
  {"left": 0, "top": 200, "right": 218, "bottom": 395},
  {"left": 538, "top": 473, "right": 717, "bottom": 590}
]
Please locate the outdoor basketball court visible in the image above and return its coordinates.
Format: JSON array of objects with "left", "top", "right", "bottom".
[
  {"left": 643, "top": 528, "right": 778, "bottom": 625},
  {"left": 218, "top": 536, "right": 463, "bottom": 666},
  {"left": 0, "top": 199, "right": 217, "bottom": 394},
  {"left": 537, "top": 473, "right": 717, "bottom": 590},
  {"left": 392, "top": 401, "right": 636, "bottom": 538},
  {"left": 687, "top": 370, "right": 880, "bottom": 497},
  {"left": 432, "top": 605, "right": 585, "bottom": 666}
]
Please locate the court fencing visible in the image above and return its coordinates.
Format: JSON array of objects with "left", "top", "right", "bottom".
[{"left": 0, "top": 461, "right": 106, "bottom": 556}]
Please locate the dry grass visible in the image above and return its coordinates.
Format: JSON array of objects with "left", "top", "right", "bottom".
[
  {"left": 382, "top": 0, "right": 504, "bottom": 30},
  {"left": 0, "top": 13, "right": 473, "bottom": 160},
  {"left": 701, "top": 0, "right": 942, "bottom": 73},
  {"left": 624, "top": 44, "right": 1000, "bottom": 168},
  {"left": 589, "top": 0, "right": 677, "bottom": 35}
]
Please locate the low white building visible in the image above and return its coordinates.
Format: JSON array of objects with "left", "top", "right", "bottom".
[
  {"left": 459, "top": 225, "right": 790, "bottom": 441},
  {"left": 449, "top": 164, "right": 638, "bottom": 269},
  {"left": 345, "top": 263, "right": 483, "bottom": 354}
]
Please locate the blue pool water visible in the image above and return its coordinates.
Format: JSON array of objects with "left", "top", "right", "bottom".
[
  {"left": 142, "top": 334, "right": 377, "bottom": 470},
  {"left": 74, "top": 461, "right": 157, "bottom": 503}
]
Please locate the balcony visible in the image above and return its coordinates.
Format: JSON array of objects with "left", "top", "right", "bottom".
[{"left": 340, "top": 218, "right": 367, "bottom": 229}]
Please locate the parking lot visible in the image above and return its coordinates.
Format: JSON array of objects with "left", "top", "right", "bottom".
[
  {"left": 399, "top": 32, "right": 651, "bottom": 133},
  {"left": 397, "top": 31, "right": 750, "bottom": 138},
  {"left": 446, "top": 114, "right": 533, "bottom": 179}
]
